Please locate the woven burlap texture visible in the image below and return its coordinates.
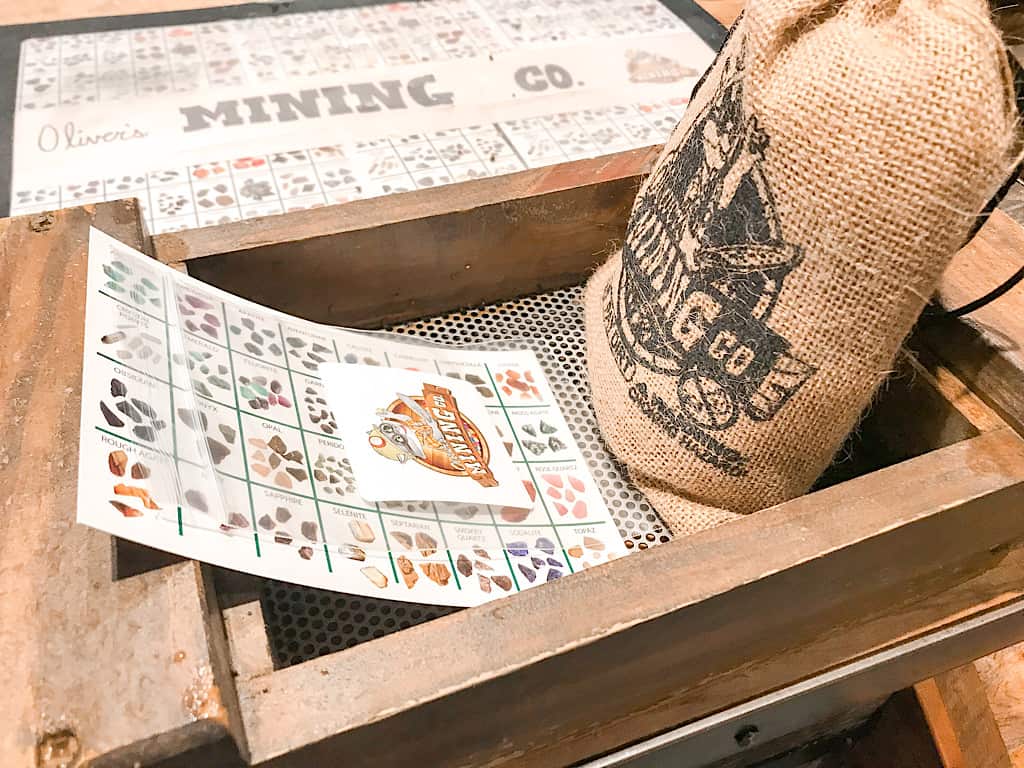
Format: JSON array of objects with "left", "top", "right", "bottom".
[{"left": 584, "top": 0, "right": 1019, "bottom": 536}]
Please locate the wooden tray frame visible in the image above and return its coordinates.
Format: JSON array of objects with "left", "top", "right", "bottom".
[{"left": 4, "top": 146, "right": 1024, "bottom": 766}]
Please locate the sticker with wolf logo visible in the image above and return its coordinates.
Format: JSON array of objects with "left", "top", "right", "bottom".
[{"left": 369, "top": 383, "right": 497, "bottom": 487}]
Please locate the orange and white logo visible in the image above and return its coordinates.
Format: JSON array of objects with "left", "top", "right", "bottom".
[{"left": 368, "top": 383, "right": 497, "bottom": 488}]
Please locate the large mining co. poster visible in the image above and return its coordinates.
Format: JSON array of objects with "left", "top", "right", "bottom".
[{"left": 5, "top": 0, "right": 721, "bottom": 231}]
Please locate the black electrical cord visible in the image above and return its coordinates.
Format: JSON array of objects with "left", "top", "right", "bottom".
[
  {"left": 943, "top": 264, "right": 1024, "bottom": 317},
  {"left": 928, "top": 51, "right": 1024, "bottom": 319}
]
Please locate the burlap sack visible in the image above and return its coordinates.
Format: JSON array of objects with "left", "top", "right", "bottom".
[{"left": 585, "top": 0, "right": 1020, "bottom": 536}]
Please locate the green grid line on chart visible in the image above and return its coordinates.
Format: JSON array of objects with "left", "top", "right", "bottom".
[
  {"left": 277, "top": 321, "right": 334, "bottom": 573},
  {"left": 221, "top": 300, "right": 262, "bottom": 557}
]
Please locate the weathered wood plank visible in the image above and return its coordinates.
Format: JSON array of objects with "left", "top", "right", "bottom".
[
  {"left": 977, "top": 644, "right": 1024, "bottom": 764},
  {"left": 860, "top": 349, "right": 994, "bottom": 464},
  {"left": 236, "top": 428, "right": 1024, "bottom": 767},
  {"left": 0, "top": 202, "right": 246, "bottom": 766},
  {"left": 916, "top": 665, "right": 1012, "bottom": 768},
  {"left": 153, "top": 149, "right": 658, "bottom": 327},
  {"left": 921, "top": 206, "right": 1024, "bottom": 768},
  {"left": 224, "top": 602, "right": 274, "bottom": 681},
  {"left": 155, "top": 149, "right": 1024, "bottom": 354},
  {"left": 922, "top": 209, "right": 1024, "bottom": 434}
]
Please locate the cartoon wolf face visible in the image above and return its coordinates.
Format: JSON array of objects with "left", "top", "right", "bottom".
[{"left": 367, "top": 420, "right": 424, "bottom": 463}]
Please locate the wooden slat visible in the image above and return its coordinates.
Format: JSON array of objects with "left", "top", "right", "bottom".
[
  {"left": 924, "top": 209, "right": 1024, "bottom": 764},
  {"left": 816, "top": 348, "right": 1006, "bottom": 491},
  {"left": 153, "top": 149, "right": 658, "bottom": 327},
  {"left": 0, "top": 202, "right": 246, "bottom": 765},
  {"left": 977, "top": 645, "right": 1024, "bottom": 764},
  {"left": 922, "top": 209, "right": 1024, "bottom": 434},
  {"left": 234, "top": 427, "right": 1024, "bottom": 767},
  {"left": 155, "top": 150, "right": 1024, "bottom": 355},
  {"left": 224, "top": 602, "right": 274, "bottom": 680},
  {"left": 916, "top": 665, "right": 1012, "bottom": 768},
  {"left": 859, "top": 349, "right": 997, "bottom": 464},
  {"left": 899, "top": 348, "right": 1008, "bottom": 436}
]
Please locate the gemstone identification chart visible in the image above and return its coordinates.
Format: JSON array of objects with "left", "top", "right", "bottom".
[
  {"left": 81, "top": 228, "right": 626, "bottom": 606},
  {"left": 11, "top": 0, "right": 715, "bottom": 230}
]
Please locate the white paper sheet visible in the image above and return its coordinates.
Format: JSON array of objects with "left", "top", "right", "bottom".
[{"left": 79, "top": 227, "right": 627, "bottom": 605}]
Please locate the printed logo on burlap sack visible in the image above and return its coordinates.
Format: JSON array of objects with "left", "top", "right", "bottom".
[{"left": 603, "top": 40, "right": 815, "bottom": 477}]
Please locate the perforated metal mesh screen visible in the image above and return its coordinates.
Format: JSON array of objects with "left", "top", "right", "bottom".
[{"left": 260, "top": 285, "right": 670, "bottom": 667}]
